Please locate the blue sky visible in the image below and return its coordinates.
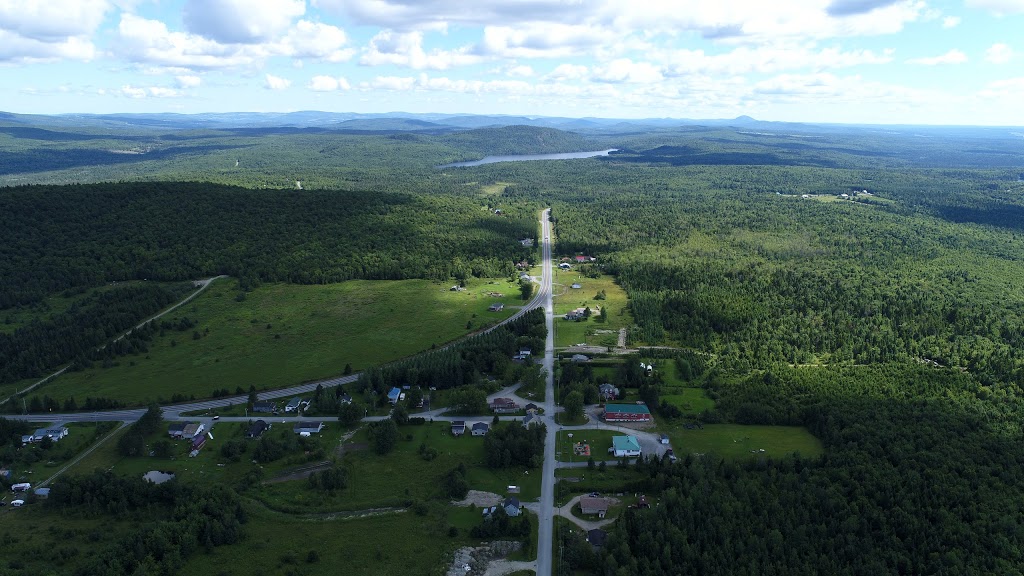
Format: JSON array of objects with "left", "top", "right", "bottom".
[{"left": 0, "top": 0, "right": 1022, "bottom": 125}]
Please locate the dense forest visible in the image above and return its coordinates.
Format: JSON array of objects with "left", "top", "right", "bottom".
[{"left": 0, "top": 182, "right": 536, "bottom": 308}]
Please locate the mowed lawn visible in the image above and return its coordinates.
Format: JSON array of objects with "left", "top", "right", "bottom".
[
  {"left": 666, "top": 424, "right": 824, "bottom": 460},
  {"left": 555, "top": 429, "right": 623, "bottom": 463},
  {"left": 36, "top": 278, "right": 521, "bottom": 405},
  {"left": 552, "top": 273, "right": 632, "bottom": 348}
]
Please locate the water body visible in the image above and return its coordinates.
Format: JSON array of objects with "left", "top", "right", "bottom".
[
  {"left": 143, "top": 470, "right": 176, "bottom": 484},
  {"left": 438, "top": 149, "right": 617, "bottom": 168}
]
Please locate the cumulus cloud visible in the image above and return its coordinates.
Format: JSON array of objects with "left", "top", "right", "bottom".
[
  {"left": 547, "top": 63, "right": 589, "bottom": 80},
  {"left": 276, "top": 20, "right": 353, "bottom": 62},
  {"left": 906, "top": 49, "right": 968, "bottom": 65},
  {"left": 941, "top": 15, "right": 961, "bottom": 27},
  {"left": 360, "top": 30, "right": 481, "bottom": 69},
  {"left": 826, "top": 0, "right": 903, "bottom": 16},
  {"left": 0, "top": 29, "right": 96, "bottom": 63},
  {"left": 479, "top": 24, "right": 606, "bottom": 59},
  {"left": 183, "top": 0, "right": 305, "bottom": 43},
  {"left": 0, "top": 0, "right": 110, "bottom": 41},
  {"left": 308, "top": 75, "right": 351, "bottom": 91},
  {"left": 663, "top": 45, "right": 893, "bottom": 76},
  {"left": 116, "top": 14, "right": 265, "bottom": 69},
  {"left": 985, "top": 43, "right": 1014, "bottom": 64},
  {"left": 265, "top": 73, "right": 291, "bottom": 90}
]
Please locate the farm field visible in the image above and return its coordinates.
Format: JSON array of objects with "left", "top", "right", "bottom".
[
  {"left": 665, "top": 424, "right": 824, "bottom": 460},
  {"left": 31, "top": 278, "right": 522, "bottom": 406},
  {"left": 551, "top": 273, "right": 632, "bottom": 349}
]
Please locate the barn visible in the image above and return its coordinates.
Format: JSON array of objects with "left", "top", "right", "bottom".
[{"left": 603, "top": 403, "right": 652, "bottom": 422}]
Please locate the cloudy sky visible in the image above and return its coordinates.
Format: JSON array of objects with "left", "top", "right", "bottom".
[{"left": 0, "top": 0, "right": 1022, "bottom": 124}]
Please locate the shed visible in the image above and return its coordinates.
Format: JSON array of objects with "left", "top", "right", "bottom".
[
  {"left": 293, "top": 422, "right": 324, "bottom": 435},
  {"left": 387, "top": 387, "right": 402, "bottom": 405},
  {"left": 660, "top": 434, "right": 670, "bottom": 445},
  {"left": 571, "top": 354, "right": 590, "bottom": 362},
  {"left": 247, "top": 420, "right": 270, "bottom": 439},
  {"left": 34, "top": 488, "right": 50, "bottom": 499},
  {"left": 488, "top": 303, "right": 505, "bottom": 312},
  {"left": 451, "top": 421, "right": 466, "bottom": 436},
  {"left": 253, "top": 401, "right": 276, "bottom": 413}
]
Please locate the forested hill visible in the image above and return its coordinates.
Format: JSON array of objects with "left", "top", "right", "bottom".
[
  {"left": 441, "top": 125, "right": 596, "bottom": 157},
  {"left": 0, "top": 182, "right": 536, "bottom": 308}
]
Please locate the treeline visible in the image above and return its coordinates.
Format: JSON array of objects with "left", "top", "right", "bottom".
[
  {"left": 47, "top": 469, "right": 246, "bottom": 576},
  {"left": 0, "top": 283, "right": 184, "bottom": 384},
  {"left": 483, "top": 421, "right": 546, "bottom": 469},
  {"left": 0, "top": 182, "right": 536, "bottom": 307},
  {"left": 352, "top": 308, "right": 546, "bottom": 402}
]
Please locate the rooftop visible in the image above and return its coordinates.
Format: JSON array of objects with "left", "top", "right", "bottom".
[
  {"left": 612, "top": 435, "right": 642, "bottom": 452},
  {"left": 604, "top": 403, "right": 651, "bottom": 415}
]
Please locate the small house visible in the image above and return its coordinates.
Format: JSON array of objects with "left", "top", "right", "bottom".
[
  {"left": 451, "top": 421, "right": 466, "bottom": 436},
  {"left": 580, "top": 496, "right": 609, "bottom": 517},
  {"left": 612, "top": 435, "right": 642, "bottom": 458},
  {"left": 294, "top": 422, "right": 324, "bottom": 435},
  {"left": 587, "top": 529, "right": 608, "bottom": 548},
  {"left": 33, "top": 488, "right": 50, "bottom": 499},
  {"left": 489, "top": 303, "right": 505, "bottom": 312},
  {"left": 519, "top": 272, "right": 531, "bottom": 281},
  {"left": 387, "top": 387, "right": 402, "bottom": 405},
  {"left": 519, "top": 238, "right": 534, "bottom": 247},
  {"left": 191, "top": 435, "right": 207, "bottom": 451},
  {"left": 490, "top": 398, "right": 519, "bottom": 413},
  {"left": 482, "top": 505, "right": 498, "bottom": 518},
  {"left": 33, "top": 427, "right": 69, "bottom": 442},
  {"left": 247, "top": 420, "right": 270, "bottom": 439},
  {"left": 599, "top": 383, "right": 619, "bottom": 401},
  {"left": 522, "top": 412, "right": 539, "bottom": 428},
  {"left": 21, "top": 434, "right": 34, "bottom": 445},
  {"left": 471, "top": 422, "right": 489, "bottom": 436},
  {"left": 575, "top": 255, "right": 589, "bottom": 263},
  {"left": 284, "top": 397, "right": 308, "bottom": 412},
  {"left": 253, "top": 401, "right": 276, "bottom": 413},
  {"left": 11, "top": 482, "right": 31, "bottom": 492},
  {"left": 338, "top": 392, "right": 353, "bottom": 405},
  {"left": 503, "top": 497, "right": 521, "bottom": 517},
  {"left": 524, "top": 403, "right": 538, "bottom": 413},
  {"left": 167, "top": 422, "right": 188, "bottom": 438}
]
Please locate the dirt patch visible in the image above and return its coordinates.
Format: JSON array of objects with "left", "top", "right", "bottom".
[
  {"left": 452, "top": 490, "right": 503, "bottom": 508},
  {"left": 335, "top": 427, "right": 364, "bottom": 458},
  {"left": 446, "top": 541, "right": 523, "bottom": 576}
]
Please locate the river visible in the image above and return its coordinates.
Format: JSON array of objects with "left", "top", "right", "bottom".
[{"left": 437, "top": 149, "right": 617, "bottom": 168}]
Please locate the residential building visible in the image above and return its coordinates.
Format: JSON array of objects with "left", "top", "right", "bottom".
[
  {"left": 488, "top": 303, "right": 505, "bottom": 312},
  {"left": 598, "top": 383, "right": 619, "bottom": 401},
  {"left": 580, "top": 496, "right": 610, "bottom": 517},
  {"left": 181, "top": 423, "right": 205, "bottom": 439},
  {"left": 387, "top": 387, "right": 402, "bottom": 405},
  {"left": 167, "top": 422, "right": 188, "bottom": 438},
  {"left": 284, "top": 397, "right": 308, "bottom": 412},
  {"left": 32, "top": 427, "right": 69, "bottom": 442},
  {"left": 252, "top": 401, "right": 276, "bottom": 413},
  {"left": 490, "top": 397, "right": 519, "bottom": 413},
  {"left": 603, "top": 403, "right": 653, "bottom": 422},
  {"left": 471, "top": 422, "right": 489, "bottom": 436},
  {"left": 522, "top": 412, "right": 540, "bottom": 428},
  {"left": 293, "top": 422, "right": 324, "bottom": 435},
  {"left": 451, "top": 421, "right": 466, "bottom": 436},
  {"left": 612, "top": 435, "right": 642, "bottom": 458},
  {"left": 247, "top": 420, "right": 270, "bottom": 439},
  {"left": 503, "top": 497, "right": 522, "bottom": 517}
]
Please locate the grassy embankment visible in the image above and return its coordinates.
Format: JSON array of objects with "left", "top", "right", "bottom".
[{"left": 30, "top": 277, "right": 524, "bottom": 406}]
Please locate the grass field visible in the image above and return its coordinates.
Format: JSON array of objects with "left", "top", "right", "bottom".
[
  {"left": 183, "top": 503, "right": 491, "bottom": 576},
  {"left": 555, "top": 430, "right": 625, "bottom": 463},
  {"left": 552, "top": 273, "right": 632, "bottom": 348},
  {"left": 555, "top": 467, "right": 649, "bottom": 505},
  {"left": 255, "top": 421, "right": 542, "bottom": 513},
  {"left": 665, "top": 424, "right": 824, "bottom": 460},
  {"left": 10, "top": 422, "right": 118, "bottom": 483},
  {"left": 32, "top": 277, "right": 522, "bottom": 405},
  {"left": 659, "top": 388, "right": 715, "bottom": 416}
]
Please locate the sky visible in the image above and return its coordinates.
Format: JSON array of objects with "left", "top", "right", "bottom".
[{"left": 0, "top": 0, "right": 1022, "bottom": 125}]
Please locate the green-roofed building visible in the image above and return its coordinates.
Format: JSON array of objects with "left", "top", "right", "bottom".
[
  {"left": 603, "top": 403, "right": 653, "bottom": 422},
  {"left": 612, "top": 435, "right": 642, "bottom": 457}
]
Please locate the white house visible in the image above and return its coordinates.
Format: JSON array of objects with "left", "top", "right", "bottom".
[
  {"left": 32, "top": 427, "right": 69, "bottom": 443},
  {"left": 471, "top": 422, "right": 489, "bottom": 436},
  {"left": 611, "top": 435, "right": 642, "bottom": 458}
]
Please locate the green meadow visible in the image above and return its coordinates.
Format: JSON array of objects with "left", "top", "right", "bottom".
[
  {"left": 32, "top": 277, "right": 522, "bottom": 405},
  {"left": 551, "top": 273, "right": 632, "bottom": 348},
  {"left": 666, "top": 424, "right": 824, "bottom": 460}
]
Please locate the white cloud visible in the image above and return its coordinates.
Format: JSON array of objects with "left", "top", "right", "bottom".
[
  {"left": 906, "top": 49, "right": 968, "bottom": 65},
  {"left": 308, "top": 75, "right": 350, "bottom": 91},
  {"left": 977, "top": 76, "right": 1024, "bottom": 99},
  {"left": 0, "top": 29, "right": 96, "bottom": 63},
  {"left": 480, "top": 24, "right": 606, "bottom": 59},
  {"left": 183, "top": 0, "right": 305, "bottom": 43},
  {"left": 175, "top": 75, "right": 202, "bottom": 88},
  {"left": 265, "top": 73, "right": 291, "bottom": 90},
  {"left": 116, "top": 14, "right": 265, "bottom": 69},
  {"left": 941, "top": 15, "right": 961, "bottom": 27},
  {"left": 118, "top": 84, "right": 184, "bottom": 98},
  {"left": 966, "top": 0, "right": 1024, "bottom": 15},
  {"left": 276, "top": 20, "right": 354, "bottom": 62},
  {"left": 360, "top": 29, "right": 481, "bottom": 69},
  {"left": 547, "top": 63, "right": 589, "bottom": 80},
  {"left": 663, "top": 44, "right": 893, "bottom": 76},
  {"left": 506, "top": 64, "right": 535, "bottom": 77},
  {"left": 985, "top": 43, "right": 1014, "bottom": 64},
  {"left": 592, "top": 58, "right": 664, "bottom": 84},
  {"left": 0, "top": 0, "right": 110, "bottom": 41}
]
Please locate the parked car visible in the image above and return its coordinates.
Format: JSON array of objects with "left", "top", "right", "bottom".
[{"left": 213, "top": 415, "right": 220, "bottom": 420}]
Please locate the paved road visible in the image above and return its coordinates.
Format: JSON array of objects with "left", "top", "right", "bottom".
[{"left": 536, "top": 208, "right": 556, "bottom": 576}]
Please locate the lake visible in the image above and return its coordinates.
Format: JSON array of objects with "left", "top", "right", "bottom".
[{"left": 438, "top": 149, "right": 618, "bottom": 168}]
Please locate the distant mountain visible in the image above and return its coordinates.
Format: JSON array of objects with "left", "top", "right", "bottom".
[
  {"left": 441, "top": 125, "right": 595, "bottom": 156},
  {"left": 336, "top": 118, "right": 454, "bottom": 131}
]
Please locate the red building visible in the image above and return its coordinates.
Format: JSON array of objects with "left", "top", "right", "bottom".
[{"left": 603, "top": 403, "right": 652, "bottom": 422}]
